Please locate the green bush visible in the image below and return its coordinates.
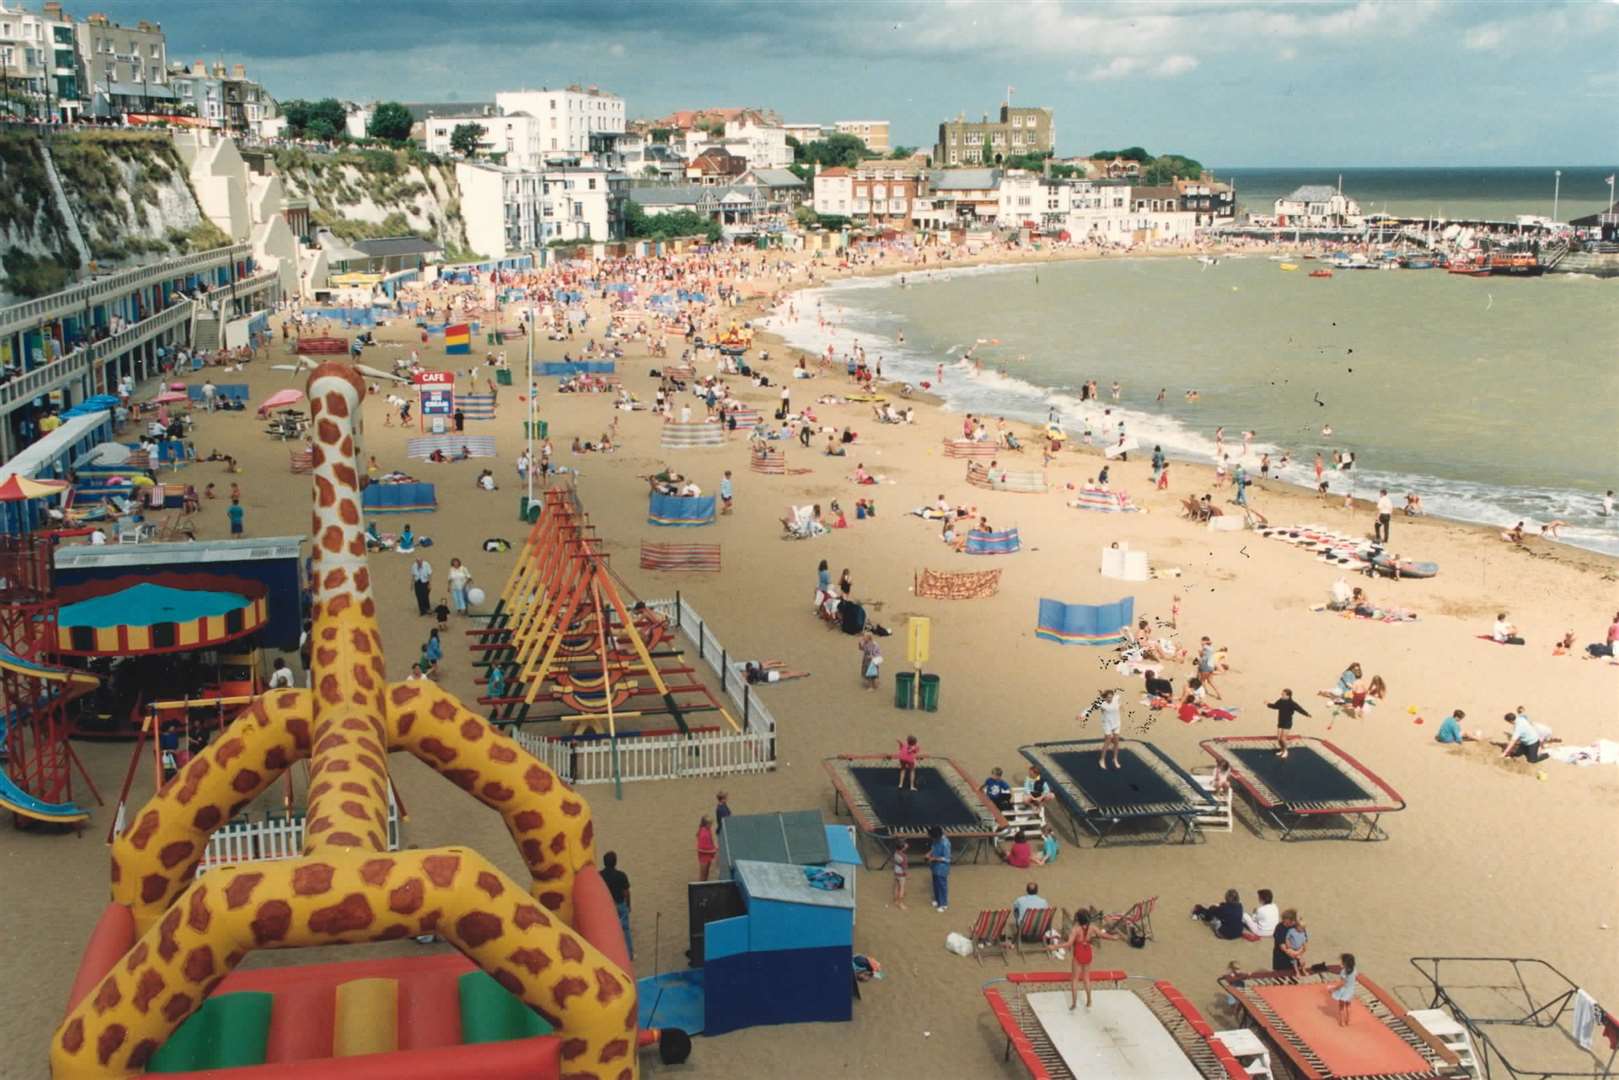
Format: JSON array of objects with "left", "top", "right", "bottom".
[{"left": 3, "top": 249, "right": 76, "bottom": 298}]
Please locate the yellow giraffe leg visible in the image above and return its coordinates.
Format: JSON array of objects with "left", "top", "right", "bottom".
[
  {"left": 384, "top": 681, "right": 591, "bottom": 919},
  {"left": 112, "top": 690, "right": 314, "bottom": 936},
  {"left": 52, "top": 849, "right": 636, "bottom": 1080}
]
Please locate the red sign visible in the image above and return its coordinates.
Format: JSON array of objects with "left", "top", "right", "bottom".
[{"left": 413, "top": 370, "right": 454, "bottom": 386}]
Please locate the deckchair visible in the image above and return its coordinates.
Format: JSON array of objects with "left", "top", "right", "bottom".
[
  {"left": 968, "top": 908, "right": 1013, "bottom": 964},
  {"left": 1102, "top": 895, "right": 1157, "bottom": 942},
  {"left": 1013, "top": 906, "right": 1057, "bottom": 956}
]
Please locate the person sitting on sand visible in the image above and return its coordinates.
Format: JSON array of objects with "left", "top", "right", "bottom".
[
  {"left": 743, "top": 660, "right": 809, "bottom": 684},
  {"left": 1500, "top": 709, "right": 1545, "bottom": 763},
  {"left": 824, "top": 435, "right": 847, "bottom": 457},
  {"left": 1586, "top": 612, "right": 1619, "bottom": 659},
  {"left": 1552, "top": 631, "right": 1576, "bottom": 656},
  {"left": 852, "top": 463, "right": 876, "bottom": 485},
  {"left": 1192, "top": 889, "right": 1248, "bottom": 940},
  {"left": 1403, "top": 492, "right": 1424, "bottom": 516},
  {"left": 1501, "top": 521, "right": 1525, "bottom": 544},
  {"left": 1435, "top": 708, "right": 1473, "bottom": 744},
  {"left": 429, "top": 447, "right": 447, "bottom": 463},
  {"left": 941, "top": 518, "right": 965, "bottom": 551},
  {"left": 1492, "top": 612, "right": 1525, "bottom": 645},
  {"left": 995, "top": 833, "right": 1035, "bottom": 869}
]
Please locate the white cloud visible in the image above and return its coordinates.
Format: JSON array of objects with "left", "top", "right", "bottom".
[
  {"left": 1157, "top": 54, "right": 1199, "bottom": 76},
  {"left": 1463, "top": 23, "right": 1506, "bottom": 50},
  {"left": 1089, "top": 53, "right": 1197, "bottom": 81},
  {"left": 1278, "top": 46, "right": 1298, "bottom": 61},
  {"left": 608, "top": 42, "right": 626, "bottom": 57},
  {"left": 1088, "top": 56, "right": 1142, "bottom": 81}
]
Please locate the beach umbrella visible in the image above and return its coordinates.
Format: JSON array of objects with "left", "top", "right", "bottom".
[
  {"left": 152, "top": 391, "right": 189, "bottom": 405},
  {"left": 257, "top": 388, "right": 305, "bottom": 417},
  {"left": 0, "top": 475, "right": 69, "bottom": 502}
]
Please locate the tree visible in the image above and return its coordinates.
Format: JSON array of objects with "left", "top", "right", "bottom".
[
  {"left": 797, "top": 132, "right": 870, "bottom": 169},
  {"left": 306, "top": 116, "right": 338, "bottom": 141},
  {"left": 1143, "top": 153, "right": 1204, "bottom": 185},
  {"left": 982, "top": 136, "right": 994, "bottom": 165},
  {"left": 623, "top": 200, "right": 720, "bottom": 243},
  {"left": 888, "top": 145, "right": 917, "bottom": 159},
  {"left": 1091, "top": 146, "right": 1150, "bottom": 162},
  {"left": 281, "top": 97, "right": 347, "bottom": 140},
  {"left": 449, "top": 122, "right": 484, "bottom": 158},
  {"left": 367, "top": 101, "right": 413, "bottom": 143}
]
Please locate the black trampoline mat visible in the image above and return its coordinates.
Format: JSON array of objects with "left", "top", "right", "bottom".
[
  {"left": 1049, "top": 750, "right": 1184, "bottom": 814},
  {"left": 1230, "top": 745, "right": 1372, "bottom": 807},
  {"left": 849, "top": 765, "right": 980, "bottom": 829}
]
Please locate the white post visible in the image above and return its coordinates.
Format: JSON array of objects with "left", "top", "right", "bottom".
[
  {"left": 525, "top": 298, "right": 535, "bottom": 512},
  {"left": 1553, "top": 170, "right": 1561, "bottom": 224}
]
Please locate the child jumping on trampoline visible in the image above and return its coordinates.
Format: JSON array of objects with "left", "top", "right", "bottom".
[
  {"left": 894, "top": 735, "right": 920, "bottom": 790},
  {"left": 1081, "top": 689, "right": 1124, "bottom": 769},
  {"left": 1327, "top": 953, "right": 1358, "bottom": 1026},
  {"left": 1064, "top": 910, "right": 1118, "bottom": 1010}
]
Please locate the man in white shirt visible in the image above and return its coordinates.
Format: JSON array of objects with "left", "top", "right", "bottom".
[
  {"left": 1244, "top": 888, "right": 1280, "bottom": 936},
  {"left": 1374, "top": 488, "right": 1393, "bottom": 543},
  {"left": 410, "top": 557, "right": 433, "bottom": 616},
  {"left": 89, "top": 528, "right": 107, "bottom": 545},
  {"left": 1492, "top": 613, "right": 1524, "bottom": 645},
  {"left": 1012, "top": 881, "right": 1050, "bottom": 924}
]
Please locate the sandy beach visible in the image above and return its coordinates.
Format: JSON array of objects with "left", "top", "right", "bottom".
[{"left": 3, "top": 241, "right": 1617, "bottom": 1079}]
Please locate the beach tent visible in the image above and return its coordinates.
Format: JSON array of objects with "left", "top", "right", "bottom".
[
  {"left": 1035, "top": 597, "right": 1135, "bottom": 646},
  {"left": 648, "top": 492, "right": 716, "bottom": 527},
  {"left": 964, "top": 528, "right": 1021, "bottom": 555}
]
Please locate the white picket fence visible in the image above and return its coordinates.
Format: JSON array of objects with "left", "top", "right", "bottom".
[
  {"left": 193, "top": 786, "right": 401, "bottom": 875},
  {"left": 509, "top": 595, "right": 778, "bottom": 787}
]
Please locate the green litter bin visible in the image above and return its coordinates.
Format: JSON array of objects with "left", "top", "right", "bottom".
[
  {"left": 523, "top": 420, "right": 548, "bottom": 439},
  {"left": 918, "top": 674, "right": 941, "bottom": 712},
  {"left": 518, "top": 496, "right": 541, "bottom": 523},
  {"left": 496, "top": 368, "right": 513, "bottom": 386},
  {"left": 893, "top": 671, "right": 916, "bottom": 709}
]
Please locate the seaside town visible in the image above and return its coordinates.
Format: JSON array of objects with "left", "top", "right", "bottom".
[{"left": 0, "top": 3, "right": 1616, "bottom": 1079}]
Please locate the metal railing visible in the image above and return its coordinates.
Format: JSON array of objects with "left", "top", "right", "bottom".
[
  {"left": 0, "top": 298, "right": 192, "bottom": 412},
  {"left": 1, "top": 244, "right": 246, "bottom": 338}
]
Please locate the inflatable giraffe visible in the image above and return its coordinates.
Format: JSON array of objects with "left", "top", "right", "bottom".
[{"left": 53, "top": 364, "right": 638, "bottom": 1079}]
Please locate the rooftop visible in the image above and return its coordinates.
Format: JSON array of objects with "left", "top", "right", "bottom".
[
  {"left": 928, "top": 168, "right": 1002, "bottom": 191},
  {"left": 1285, "top": 184, "right": 1339, "bottom": 202}
]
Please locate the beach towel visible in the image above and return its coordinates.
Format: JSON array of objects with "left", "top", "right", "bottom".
[
  {"left": 964, "top": 528, "right": 1021, "bottom": 555},
  {"left": 639, "top": 542, "right": 721, "bottom": 572},
  {"left": 942, "top": 439, "right": 1000, "bottom": 460},
  {"left": 459, "top": 393, "right": 496, "bottom": 420},
  {"left": 914, "top": 568, "right": 1001, "bottom": 599},
  {"left": 660, "top": 423, "right": 726, "bottom": 450},
  {"left": 406, "top": 435, "right": 497, "bottom": 460},
  {"left": 1035, "top": 597, "right": 1134, "bottom": 646},
  {"left": 1070, "top": 488, "right": 1140, "bottom": 512},
  {"left": 648, "top": 492, "right": 716, "bottom": 527},
  {"left": 966, "top": 463, "right": 1048, "bottom": 493},
  {"left": 361, "top": 482, "right": 437, "bottom": 514}
]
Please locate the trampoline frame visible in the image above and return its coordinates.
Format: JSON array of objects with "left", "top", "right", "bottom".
[
  {"left": 1218, "top": 968, "right": 1463, "bottom": 1080},
  {"left": 1408, "top": 956, "right": 1619, "bottom": 1080},
  {"left": 1199, "top": 735, "right": 1406, "bottom": 842},
  {"left": 823, "top": 753, "right": 1007, "bottom": 870},
  {"left": 983, "top": 971, "right": 1248, "bottom": 1080},
  {"left": 1021, "top": 738, "right": 1216, "bottom": 847}
]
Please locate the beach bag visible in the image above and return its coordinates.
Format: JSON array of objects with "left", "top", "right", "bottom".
[{"left": 944, "top": 932, "right": 973, "bottom": 958}]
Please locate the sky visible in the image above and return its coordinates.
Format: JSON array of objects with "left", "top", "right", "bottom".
[{"left": 93, "top": 0, "right": 1617, "bottom": 167}]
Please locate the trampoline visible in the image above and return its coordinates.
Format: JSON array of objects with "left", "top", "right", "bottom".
[
  {"left": 985, "top": 973, "right": 1248, "bottom": 1080},
  {"left": 1220, "top": 969, "right": 1461, "bottom": 1080},
  {"left": 1021, "top": 738, "right": 1216, "bottom": 846},
  {"left": 54, "top": 582, "right": 268, "bottom": 656},
  {"left": 823, "top": 754, "right": 1006, "bottom": 869},
  {"left": 1200, "top": 736, "right": 1405, "bottom": 841}
]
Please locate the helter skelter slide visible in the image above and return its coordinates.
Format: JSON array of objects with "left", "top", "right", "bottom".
[{"left": 51, "top": 365, "right": 671, "bottom": 1079}]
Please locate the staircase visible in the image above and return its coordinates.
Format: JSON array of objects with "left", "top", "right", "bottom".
[
  {"left": 1190, "top": 767, "right": 1233, "bottom": 833},
  {"left": 1539, "top": 239, "right": 1569, "bottom": 271},
  {"left": 191, "top": 309, "right": 221, "bottom": 353}
]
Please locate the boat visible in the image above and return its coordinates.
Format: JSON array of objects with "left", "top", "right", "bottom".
[
  {"left": 1196, "top": 255, "right": 1218, "bottom": 267},
  {"left": 1309, "top": 269, "right": 1334, "bottom": 278},
  {"left": 1447, "top": 254, "right": 1490, "bottom": 277},
  {"left": 1279, "top": 262, "right": 1299, "bottom": 271},
  {"left": 1486, "top": 252, "right": 1545, "bottom": 277},
  {"left": 1403, "top": 257, "right": 1434, "bottom": 270}
]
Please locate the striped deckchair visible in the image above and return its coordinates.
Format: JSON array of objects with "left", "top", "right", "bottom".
[
  {"left": 459, "top": 393, "right": 496, "bottom": 420},
  {"left": 660, "top": 422, "right": 726, "bottom": 450},
  {"left": 639, "top": 542, "right": 721, "bottom": 572},
  {"left": 965, "top": 528, "right": 1021, "bottom": 555},
  {"left": 289, "top": 449, "right": 313, "bottom": 474},
  {"left": 405, "top": 435, "right": 497, "bottom": 460},
  {"left": 943, "top": 439, "right": 1000, "bottom": 460},
  {"left": 914, "top": 568, "right": 1001, "bottom": 599},
  {"left": 966, "top": 463, "right": 1048, "bottom": 493},
  {"left": 750, "top": 446, "right": 786, "bottom": 474}
]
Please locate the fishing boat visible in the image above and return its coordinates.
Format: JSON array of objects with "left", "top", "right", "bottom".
[
  {"left": 1447, "top": 254, "right": 1490, "bottom": 277},
  {"left": 1309, "top": 269, "right": 1334, "bottom": 278},
  {"left": 1279, "top": 262, "right": 1299, "bottom": 271},
  {"left": 1486, "top": 252, "right": 1545, "bottom": 277},
  {"left": 1403, "top": 257, "right": 1435, "bottom": 270}
]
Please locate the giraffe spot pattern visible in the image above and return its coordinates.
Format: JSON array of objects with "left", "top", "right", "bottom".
[
  {"left": 552, "top": 976, "right": 590, "bottom": 1009},
  {"left": 559, "top": 1037, "right": 588, "bottom": 1062},
  {"left": 481, "top": 781, "right": 516, "bottom": 802},
  {"left": 594, "top": 968, "right": 627, "bottom": 1005},
  {"left": 183, "top": 946, "right": 215, "bottom": 983},
  {"left": 388, "top": 878, "right": 424, "bottom": 914},
  {"left": 251, "top": 900, "right": 293, "bottom": 944},
  {"left": 598, "top": 1037, "right": 631, "bottom": 1063},
  {"left": 475, "top": 871, "right": 505, "bottom": 899},
  {"left": 140, "top": 874, "right": 169, "bottom": 905},
  {"left": 124, "top": 942, "right": 149, "bottom": 976},
  {"left": 61, "top": 1017, "right": 84, "bottom": 1054},
  {"left": 92, "top": 977, "right": 121, "bottom": 1014},
  {"left": 160, "top": 840, "right": 196, "bottom": 870},
  {"left": 508, "top": 946, "right": 552, "bottom": 975},
  {"left": 514, "top": 810, "right": 544, "bottom": 831},
  {"left": 186, "top": 886, "right": 212, "bottom": 933},
  {"left": 308, "top": 893, "right": 375, "bottom": 934},
  {"left": 488, "top": 743, "right": 518, "bottom": 764},
  {"left": 126, "top": 1039, "right": 160, "bottom": 1070},
  {"left": 231, "top": 769, "right": 262, "bottom": 795},
  {"left": 96, "top": 1024, "right": 127, "bottom": 1066},
  {"left": 292, "top": 863, "right": 335, "bottom": 895},
  {"left": 513, "top": 905, "right": 552, "bottom": 930},
  {"left": 324, "top": 831, "right": 365, "bottom": 847},
  {"left": 456, "top": 911, "right": 504, "bottom": 947},
  {"left": 423, "top": 854, "right": 460, "bottom": 887},
  {"left": 224, "top": 872, "right": 263, "bottom": 909},
  {"left": 559, "top": 935, "right": 585, "bottom": 963},
  {"left": 161, "top": 993, "right": 194, "bottom": 1023},
  {"left": 359, "top": 858, "right": 394, "bottom": 886},
  {"left": 127, "top": 810, "right": 161, "bottom": 850}
]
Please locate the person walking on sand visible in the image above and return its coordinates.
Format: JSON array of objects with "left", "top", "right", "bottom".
[
  {"left": 600, "top": 851, "right": 633, "bottom": 958},
  {"left": 1375, "top": 488, "right": 1393, "bottom": 543},
  {"left": 1064, "top": 911, "right": 1117, "bottom": 1010},
  {"left": 695, "top": 815, "right": 718, "bottom": 881},
  {"left": 1268, "top": 689, "right": 1310, "bottom": 758},
  {"left": 859, "top": 631, "right": 882, "bottom": 691},
  {"left": 891, "top": 843, "right": 909, "bottom": 910},
  {"left": 894, "top": 734, "right": 920, "bottom": 789},
  {"left": 447, "top": 558, "right": 471, "bottom": 616},
  {"left": 1327, "top": 953, "right": 1358, "bottom": 1026},
  {"left": 227, "top": 498, "right": 244, "bottom": 536},
  {"left": 410, "top": 555, "right": 433, "bottom": 616},
  {"left": 925, "top": 825, "right": 951, "bottom": 911},
  {"left": 719, "top": 470, "right": 734, "bottom": 515}
]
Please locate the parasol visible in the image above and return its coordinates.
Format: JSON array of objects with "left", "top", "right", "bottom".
[
  {"left": 152, "top": 391, "right": 189, "bottom": 405},
  {"left": 0, "top": 475, "right": 70, "bottom": 502},
  {"left": 257, "top": 388, "right": 306, "bottom": 416}
]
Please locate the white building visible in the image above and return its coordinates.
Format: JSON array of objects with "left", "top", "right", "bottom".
[
  {"left": 343, "top": 102, "right": 373, "bottom": 141},
  {"left": 494, "top": 85, "right": 624, "bottom": 160},
  {"left": 0, "top": 0, "right": 81, "bottom": 119},
  {"left": 723, "top": 114, "right": 791, "bottom": 169},
  {"left": 541, "top": 166, "right": 628, "bottom": 243},
  {"left": 456, "top": 161, "right": 545, "bottom": 259},
  {"left": 997, "top": 171, "right": 1072, "bottom": 230},
  {"left": 812, "top": 168, "right": 853, "bottom": 217},
  {"left": 426, "top": 112, "right": 543, "bottom": 169},
  {"left": 1273, "top": 184, "right": 1362, "bottom": 228}
]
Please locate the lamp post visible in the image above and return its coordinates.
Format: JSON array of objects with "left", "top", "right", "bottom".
[
  {"left": 1552, "top": 169, "right": 1561, "bottom": 224},
  {"left": 525, "top": 297, "right": 535, "bottom": 515}
]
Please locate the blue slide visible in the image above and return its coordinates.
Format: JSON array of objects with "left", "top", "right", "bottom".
[{"left": 0, "top": 768, "right": 88, "bottom": 823}]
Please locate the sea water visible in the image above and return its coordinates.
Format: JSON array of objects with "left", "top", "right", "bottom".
[
  {"left": 1216, "top": 166, "right": 1615, "bottom": 224},
  {"left": 767, "top": 257, "right": 1619, "bottom": 556}
]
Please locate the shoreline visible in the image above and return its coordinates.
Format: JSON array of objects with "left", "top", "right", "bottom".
[{"left": 756, "top": 254, "right": 1619, "bottom": 563}]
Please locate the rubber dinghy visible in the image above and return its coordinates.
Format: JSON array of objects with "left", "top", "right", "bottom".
[{"left": 1367, "top": 552, "right": 1439, "bottom": 579}]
